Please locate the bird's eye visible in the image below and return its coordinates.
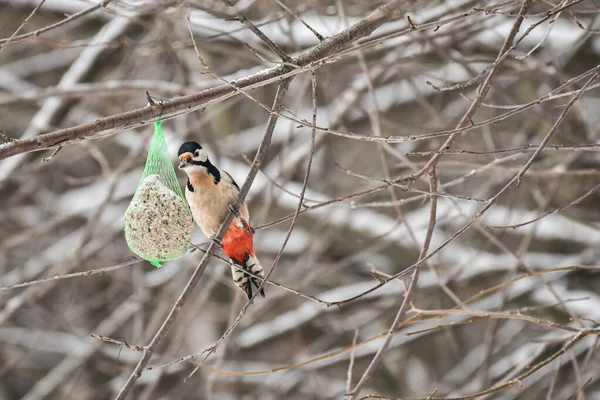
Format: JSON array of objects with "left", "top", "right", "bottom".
[{"left": 194, "top": 150, "right": 200, "bottom": 157}]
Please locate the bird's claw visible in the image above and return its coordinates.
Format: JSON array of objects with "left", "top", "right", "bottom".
[
  {"left": 211, "top": 236, "right": 222, "bottom": 248},
  {"left": 228, "top": 204, "right": 240, "bottom": 217}
]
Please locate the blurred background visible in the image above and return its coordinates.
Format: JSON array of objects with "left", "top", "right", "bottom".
[{"left": 2, "top": 0, "right": 600, "bottom": 399}]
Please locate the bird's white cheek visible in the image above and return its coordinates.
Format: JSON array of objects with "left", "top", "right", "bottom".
[{"left": 195, "top": 149, "right": 208, "bottom": 162}]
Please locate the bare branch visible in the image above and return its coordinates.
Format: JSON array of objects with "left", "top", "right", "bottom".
[{"left": 0, "top": 0, "right": 415, "bottom": 161}]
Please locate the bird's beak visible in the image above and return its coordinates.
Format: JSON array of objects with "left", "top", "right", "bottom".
[{"left": 178, "top": 153, "right": 192, "bottom": 169}]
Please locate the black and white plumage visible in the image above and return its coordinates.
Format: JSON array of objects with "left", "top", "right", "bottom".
[{"left": 177, "top": 141, "right": 265, "bottom": 299}]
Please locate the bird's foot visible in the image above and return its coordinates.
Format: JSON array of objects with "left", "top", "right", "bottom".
[
  {"left": 228, "top": 204, "right": 240, "bottom": 217},
  {"left": 211, "top": 236, "right": 222, "bottom": 248}
]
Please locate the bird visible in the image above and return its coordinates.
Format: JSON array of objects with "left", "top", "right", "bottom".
[{"left": 177, "top": 141, "right": 265, "bottom": 299}]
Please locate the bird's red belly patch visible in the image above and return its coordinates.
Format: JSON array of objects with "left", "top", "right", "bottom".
[{"left": 221, "top": 220, "right": 254, "bottom": 264}]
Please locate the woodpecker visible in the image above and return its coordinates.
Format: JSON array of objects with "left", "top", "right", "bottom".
[{"left": 177, "top": 141, "right": 265, "bottom": 299}]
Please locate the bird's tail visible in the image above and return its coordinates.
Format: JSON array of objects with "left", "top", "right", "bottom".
[{"left": 230, "top": 253, "right": 265, "bottom": 299}]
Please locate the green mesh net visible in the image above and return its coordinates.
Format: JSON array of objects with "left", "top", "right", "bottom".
[{"left": 124, "top": 121, "right": 193, "bottom": 267}]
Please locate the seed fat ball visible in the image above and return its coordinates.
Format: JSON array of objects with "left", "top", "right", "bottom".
[{"left": 124, "top": 174, "right": 193, "bottom": 262}]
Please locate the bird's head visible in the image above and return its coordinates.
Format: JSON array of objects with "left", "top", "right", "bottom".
[{"left": 177, "top": 141, "right": 210, "bottom": 172}]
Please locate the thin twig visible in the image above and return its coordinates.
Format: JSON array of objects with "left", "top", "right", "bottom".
[
  {"left": 0, "top": 0, "right": 47, "bottom": 54},
  {"left": 348, "top": 171, "right": 438, "bottom": 399},
  {"left": 330, "top": 67, "right": 600, "bottom": 306},
  {"left": 272, "top": 0, "right": 324, "bottom": 41},
  {"left": 486, "top": 181, "right": 600, "bottom": 229},
  {"left": 346, "top": 329, "right": 360, "bottom": 393},
  {"left": 221, "top": 0, "right": 294, "bottom": 63},
  {"left": 0, "top": 258, "right": 141, "bottom": 291},
  {"left": 0, "top": 0, "right": 113, "bottom": 45},
  {"left": 0, "top": 0, "right": 411, "bottom": 161},
  {"left": 411, "top": 0, "right": 532, "bottom": 180},
  {"left": 411, "top": 307, "right": 582, "bottom": 333},
  {"left": 90, "top": 334, "right": 144, "bottom": 352}
]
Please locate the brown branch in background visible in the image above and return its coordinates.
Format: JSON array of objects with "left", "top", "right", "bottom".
[
  {"left": 259, "top": 63, "right": 600, "bottom": 146},
  {"left": 411, "top": 307, "right": 582, "bottom": 333},
  {"left": 331, "top": 64, "right": 600, "bottom": 307},
  {"left": 248, "top": 70, "right": 318, "bottom": 299},
  {"left": 360, "top": 330, "right": 594, "bottom": 400},
  {"left": 0, "top": 0, "right": 47, "bottom": 54},
  {"left": 220, "top": 0, "right": 294, "bottom": 63},
  {"left": 272, "top": 0, "right": 324, "bottom": 41},
  {"left": 185, "top": 13, "right": 278, "bottom": 117},
  {"left": 405, "top": 143, "right": 600, "bottom": 157},
  {"left": 18, "top": 294, "right": 142, "bottom": 400},
  {"left": 0, "top": 128, "right": 16, "bottom": 143},
  {"left": 146, "top": 265, "right": 600, "bottom": 382},
  {"left": 0, "top": 0, "right": 414, "bottom": 161},
  {"left": 485, "top": 181, "right": 600, "bottom": 229},
  {"left": 411, "top": 0, "right": 532, "bottom": 180},
  {"left": 439, "top": 330, "right": 595, "bottom": 400},
  {"left": 0, "top": 0, "right": 113, "bottom": 45},
  {"left": 346, "top": 329, "right": 360, "bottom": 393},
  {"left": 0, "top": 258, "right": 141, "bottom": 291},
  {"left": 91, "top": 334, "right": 144, "bottom": 352}
]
